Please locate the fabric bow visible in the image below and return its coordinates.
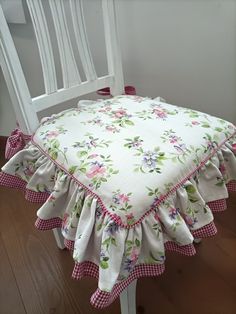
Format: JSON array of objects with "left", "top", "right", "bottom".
[{"left": 5, "top": 128, "right": 31, "bottom": 159}]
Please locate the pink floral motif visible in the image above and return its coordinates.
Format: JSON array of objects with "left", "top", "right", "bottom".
[
  {"left": 86, "top": 162, "right": 106, "bottom": 178},
  {"left": 88, "top": 154, "right": 99, "bottom": 159},
  {"left": 130, "top": 248, "right": 139, "bottom": 261},
  {"left": 152, "top": 108, "right": 167, "bottom": 119},
  {"left": 184, "top": 215, "right": 198, "bottom": 228},
  {"left": 113, "top": 109, "right": 128, "bottom": 118},
  {"left": 23, "top": 163, "right": 35, "bottom": 176},
  {"left": 105, "top": 125, "right": 120, "bottom": 133},
  {"left": 62, "top": 213, "right": 69, "bottom": 229},
  {"left": 46, "top": 130, "right": 59, "bottom": 139},
  {"left": 126, "top": 213, "right": 135, "bottom": 225},
  {"left": 232, "top": 143, "right": 236, "bottom": 153},
  {"left": 154, "top": 212, "right": 160, "bottom": 222},
  {"left": 119, "top": 194, "right": 130, "bottom": 203},
  {"left": 192, "top": 121, "right": 200, "bottom": 125}
]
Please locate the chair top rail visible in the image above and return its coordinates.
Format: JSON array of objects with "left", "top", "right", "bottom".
[{"left": 0, "top": 0, "right": 124, "bottom": 132}]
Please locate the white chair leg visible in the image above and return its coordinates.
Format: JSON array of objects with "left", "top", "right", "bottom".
[
  {"left": 52, "top": 228, "right": 65, "bottom": 249},
  {"left": 120, "top": 279, "right": 137, "bottom": 314},
  {"left": 194, "top": 238, "right": 202, "bottom": 244}
]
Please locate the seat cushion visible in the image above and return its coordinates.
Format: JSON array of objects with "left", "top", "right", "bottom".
[
  {"left": 32, "top": 95, "right": 235, "bottom": 226},
  {"left": 1, "top": 95, "right": 236, "bottom": 307}
]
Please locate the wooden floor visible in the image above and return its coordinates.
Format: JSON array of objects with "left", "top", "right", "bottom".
[{"left": 0, "top": 150, "right": 236, "bottom": 314}]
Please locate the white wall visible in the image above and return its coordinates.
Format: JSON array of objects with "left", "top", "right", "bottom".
[{"left": 0, "top": 0, "right": 235, "bottom": 136}]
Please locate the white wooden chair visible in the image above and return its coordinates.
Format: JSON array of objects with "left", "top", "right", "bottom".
[{"left": 0, "top": 1, "right": 137, "bottom": 313}]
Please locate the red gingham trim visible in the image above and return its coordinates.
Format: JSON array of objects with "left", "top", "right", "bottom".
[
  {"left": 191, "top": 221, "right": 217, "bottom": 238},
  {"left": 207, "top": 199, "right": 227, "bottom": 212},
  {"left": 164, "top": 241, "right": 196, "bottom": 256},
  {"left": 72, "top": 261, "right": 165, "bottom": 309},
  {"left": 25, "top": 189, "right": 49, "bottom": 203},
  {"left": 0, "top": 172, "right": 50, "bottom": 203},
  {"left": 227, "top": 180, "right": 236, "bottom": 192},
  {"left": 35, "top": 217, "right": 63, "bottom": 230},
  {"left": 31, "top": 130, "right": 236, "bottom": 229},
  {"left": 64, "top": 239, "right": 75, "bottom": 251},
  {"left": 0, "top": 172, "right": 26, "bottom": 190}
]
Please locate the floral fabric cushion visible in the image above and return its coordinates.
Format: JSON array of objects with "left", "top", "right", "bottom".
[{"left": 1, "top": 95, "right": 236, "bottom": 308}]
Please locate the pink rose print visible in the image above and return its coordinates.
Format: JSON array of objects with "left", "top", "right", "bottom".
[
  {"left": 219, "top": 163, "right": 226, "bottom": 175},
  {"left": 232, "top": 143, "right": 236, "bottom": 153},
  {"left": 184, "top": 215, "right": 197, "bottom": 228},
  {"left": 126, "top": 213, "right": 135, "bottom": 225},
  {"left": 113, "top": 109, "right": 127, "bottom": 118},
  {"left": 88, "top": 153, "right": 99, "bottom": 159},
  {"left": 24, "top": 163, "right": 35, "bottom": 176},
  {"left": 119, "top": 194, "right": 130, "bottom": 203},
  {"left": 86, "top": 161, "right": 106, "bottom": 178},
  {"left": 62, "top": 213, "right": 69, "bottom": 229},
  {"left": 192, "top": 121, "right": 200, "bottom": 125},
  {"left": 154, "top": 212, "right": 160, "bottom": 222},
  {"left": 153, "top": 108, "right": 167, "bottom": 119},
  {"left": 46, "top": 130, "right": 60, "bottom": 139},
  {"left": 130, "top": 248, "right": 139, "bottom": 262}
]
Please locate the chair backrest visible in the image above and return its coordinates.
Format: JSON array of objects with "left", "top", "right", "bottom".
[{"left": 0, "top": 0, "right": 124, "bottom": 134}]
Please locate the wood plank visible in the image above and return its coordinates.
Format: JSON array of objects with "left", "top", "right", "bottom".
[
  {"left": 0, "top": 233, "right": 26, "bottom": 314},
  {"left": 1, "top": 149, "right": 236, "bottom": 313},
  {"left": 0, "top": 187, "right": 83, "bottom": 314}
]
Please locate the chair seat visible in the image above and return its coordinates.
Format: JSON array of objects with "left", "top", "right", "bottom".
[
  {"left": 32, "top": 95, "right": 235, "bottom": 226},
  {"left": 1, "top": 95, "right": 236, "bottom": 307}
]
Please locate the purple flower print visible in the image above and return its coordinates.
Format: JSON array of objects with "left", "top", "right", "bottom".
[
  {"left": 169, "top": 207, "right": 179, "bottom": 220},
  {"left": 142, "top": 151, "right": 158, "bottom": 169},
  {"left": 174, "top": 143, "right": 187, "bottom": 154},
  {"left": 106, "top": 222, "right": 119, "bottom": 236},
  {"left": 123, "top": 258, "right": 136, "bottom": 272}
]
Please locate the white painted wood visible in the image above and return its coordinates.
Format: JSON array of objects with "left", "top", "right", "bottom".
[
  {"left": 0, "top": 0, "right": 125, "bottom": 249},
  {"left": 26, "top": 0, "right": 57, "bottom": 94},
  {"left": 32, "top": 75, "right": 114, "bottom": 112},
  {"left": 0, "top": 5, "right": 38, "bottom": 134},
  {"left": 53, "top": 229, "right": 66, "bottom": 250},
  {"left": 102, "top": 0, "right": 124, "bottom": 96},
  {"left": 69, "top": 0, "right": 97, "bottom": 81},
  {"left": 120, "top": 279, "right": 137, "bottom": 314},
  {"left": 49, "top": 0, "right": 81, "bottom": 88}
]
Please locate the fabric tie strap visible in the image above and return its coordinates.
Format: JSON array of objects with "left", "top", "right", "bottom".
[{"left": 5, "top": 128, "right": 31, "bottom": 159}]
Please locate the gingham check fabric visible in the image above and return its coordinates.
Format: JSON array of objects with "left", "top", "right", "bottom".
[
  {"left": 5, "top": 128, "right": 31, "bottom": 159},
  {"left": 164, "top": 241, "right": 196, "bottom": 256},
  {"left": 72, "top": 261, "right": 165, "bottom": 309},
  {"left": 192, "top": 221, "right": 217, "bottom": 238},
  {"left": 226, "top": 180, "right": 236, "bottom": 192},
  {"left": 35, "top": 217, "right": 63, "bottom": 230},
  {"left": 207, "top": 199, "right": 227, "bottom": 212}
]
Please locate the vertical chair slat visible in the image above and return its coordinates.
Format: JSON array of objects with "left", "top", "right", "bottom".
[
  {"left": 69, "top": 0, "right": 97, "bottom": 82},
  {"left": 102, "top": 0, "right": 124, "bottom": 96},
  {"left": 26, "top": 0, "right": 57, "bottom": 95},
  {"left": 49, "top": 0, "right": 81, "bottom": 88},
  {"left": 0, "top": 5, "right": 38, "bottom": 133}
]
